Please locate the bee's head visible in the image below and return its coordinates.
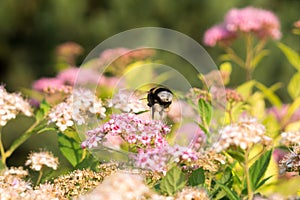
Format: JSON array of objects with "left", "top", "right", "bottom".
[{"left": 157, "top": 90, "right": 173, "bottom": 103}]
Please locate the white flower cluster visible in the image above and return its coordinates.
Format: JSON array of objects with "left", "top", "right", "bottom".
[
  {"left": 213, "top": 117, "right": 272, "bottom": 152},
  {"left": 48, "top": 88, "right": 106, "bottom": 131},
  {"left": 281, "top": 131, "right": 300, "bottom": 147},
  {"left": 25, "top": 151, "right": 59, "bottom": 171},
  {"left": 0, "top": 86, "right": 32, "bottom": 126},
  {"left": 107, "top": 90, "right": 148, "bottom": 113},
  {"left": 72, "top": 88, "right": 106, "bottom": 125}
]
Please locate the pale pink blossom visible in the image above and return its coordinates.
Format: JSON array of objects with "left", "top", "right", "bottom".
[
  {"left": 57, "top": 67, "right": 100, "bottom": 85},
  {"left": 32, "top": 77, "right": 65, "bottom": 92},
  {"left": 203, "top": 24, "right": 237, "bottom": 46}
]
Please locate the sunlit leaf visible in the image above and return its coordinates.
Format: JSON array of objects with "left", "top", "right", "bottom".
[
  {"left": 237, "top": 80, "right": 256, "bottom": 99},
  {"left": 252, "top": 49, "right": 269, "bottom": 69},
  {"left": 58, "top": 132, "right": 83, "bottom": 167},
  {"left": 216, "top": 181, "right": 240, "bottom": 200},
  {"left": 288, "top": 72, "right": 300, "bottom": 99},
  {"left": 277, "top": 42, "right": 300, "bottom": 71},
  {"left": 249, "top": 149, "right": 272, "bottom": 191},
  {"left": 160, "top": 166, "right": 186, "bottom": 195},
  {"left": 255, "top": 81, "right": 282, "bottom": 106},
  {"left": 198, "top": 98, "right": 212, "bottom": 126}
]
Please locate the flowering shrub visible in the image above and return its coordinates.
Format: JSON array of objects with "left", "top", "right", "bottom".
[{"left": 0, "top": 6, "right": 300, "bottom": 200}]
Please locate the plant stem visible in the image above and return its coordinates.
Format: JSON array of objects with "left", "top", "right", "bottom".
[
  {"left": 36, "top": 169, "right": 43, "bottom": 186},
  {"left": 0, "top": 127, "right": 6, "bottom": 165},
  {"left": 245, "top": 148, "right": 253, "bottom": 200},
  {"left": 245, "top": 34, "right": 254, "bottom": 81},
  {"left": 3, "top": 120, "right": 40, "bottom": 164}
]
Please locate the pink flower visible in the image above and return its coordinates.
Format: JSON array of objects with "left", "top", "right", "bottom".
[
  {"left": 82, "top": 113, "right": 171, "bottom": 150},
  {"left": 32, "top": 77, "right": 65, "bottom": 92},
  {"left": 203, "top": 24, "right": 237, "bottom": 47},
  {"left": 57, "top": 67, "right": 100, "bottom": 85},
  {"left": 225, "top": 7, "right": 281, "bottom": 39},
  {"left": 294, "top": 20, "right": 300, "bottom": 28}
]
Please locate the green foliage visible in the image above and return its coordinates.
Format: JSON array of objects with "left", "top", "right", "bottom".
[
  {"left": 277, "top": 42, "right": 300, "bottom": 71},
  {"left": 249, "top": 149, "right": 273, "bottom": 191},
  {"left": 188, "top": 167, "right": 205, "bottom": 186},
  {"left": 288, "top": 72, "right": 300, "bottom": 99},
  {"left": 57, "top": 132, "right": 84, "bottom": 167},
  {"left": 198, "top": 98, "right": 212, "bottom": 134},
  {"left": 159, "top": 166, "right": 187, "bottom": 195}
]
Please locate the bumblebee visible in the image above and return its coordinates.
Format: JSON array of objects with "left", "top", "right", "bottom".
[{"left": 147, "top": 87, "right": 173, "bottom": 120}]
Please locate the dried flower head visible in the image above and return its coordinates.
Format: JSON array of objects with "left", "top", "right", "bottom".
[
  {"left": 0, "top": 85, "right": 32, "bottom": 126},
  {"left": 279, "top": 146, "right": 300, "bottom": 173},
  {"left": 78, "top": 172, "right": 155, "bottom": 200},
  {"left": 174, "top": 187, "right": 210, "bottom": 200},
  {"left": 25, "top": 151, "right": 59, "bottom": 171},
  {"left": 195, "top": 149, "right": 226, "bottom": 172},
  {"left": 213, "top": 117, "right": 271, "bottom": 152},
  {"left": 281, "top": 131, "right": 300, "bottom": 147},
  {"left": 53, "top": 169, "right": 107, "bottom": 198}
]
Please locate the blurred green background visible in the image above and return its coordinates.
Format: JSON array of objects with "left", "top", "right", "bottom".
[{"left": 0, "top": 0, "right": 299, "bottom": 168}]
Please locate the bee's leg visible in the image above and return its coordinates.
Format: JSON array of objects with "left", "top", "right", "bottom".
[{"left": 151, "top": 106, "right": 155, "bottom": 119}]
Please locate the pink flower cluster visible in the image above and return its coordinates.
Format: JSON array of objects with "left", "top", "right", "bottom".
[
  {"left": 135, "top": 145, "right": 198, "bottom": 172},
  {"left": 204, "top": 7, "right": 281, "bottom": 47},
  {"left": 81, "top": 113, "right": 171, "bottom": 149}
]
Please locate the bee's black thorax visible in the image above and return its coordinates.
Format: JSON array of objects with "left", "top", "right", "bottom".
[{"left": 147, "top": 87, "right": 173, "bottom": 108}]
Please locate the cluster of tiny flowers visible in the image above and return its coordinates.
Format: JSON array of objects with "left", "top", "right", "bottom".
[
  {"left": 48, "top": 88, "right": 106, "bottom": 131},
  {"left": 0, "top": 85, "right": 32, "bottom": 126},
  {"left": 82, "top": 113, "right": 170, "bottom": 149},
  {"left": 195, "top": 149, "right": 226, "bottom": 172},
  {"left": 279, "top": 146, "right": 300, "bottom": 174},
  {"left": 72, "top": 88, "right": 106, "bottom": 125},
  {"left": 0, "top": 170, "right": 65, "bottom": 200},
  {"left": 135, "top": 145, "right": 198, "bottom": 172},
  {"left": 281, "top": 131, "right": 300, "bottom": 147},
  {"left": 173, "top": 187, "right": 210, "bottom": 200},
  {"left": 25, "top": 151, "right": 59, "bottom": 171},
  {"left": 53, "top": 169, "right": 108, "bottom": 198},
  {"left": 226, "top": 88, "right": 244, "bottom": 103},
  {"left": 213, "top": 117, "right": 272, "bottom": 152},
  {"left": 204, "top": 6, "right": 281, "bottom": 47},
  {"left": 107, "top": 90, "right": 148, "bottom": 113},
  {"left": 78, "top": 172, "right": 155, "bottom": 200}
]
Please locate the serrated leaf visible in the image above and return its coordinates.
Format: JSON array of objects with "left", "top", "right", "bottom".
[
  {"left": 288, "top": 72, "right": 300, "bottom": 99},
  {"left": 277, "top": 42, "right": 300, "bottom": 71},
  {"left": 58, "top": 132, "right": 83, "bottom": 167},
  {"left": 249, "top": 150, "right": 272, "bottom": 191},
  {"left": 188, "top": 168, "right": 205, "bottom": 186},
  {"left": 160, "top": 166, "right": 187, "bottom": 195},
  {"left": 216, "top": 181, "right": 240, "bottom": 200},
  {"left": 198, "top": 98, "right": 212, "bottom": 126}
]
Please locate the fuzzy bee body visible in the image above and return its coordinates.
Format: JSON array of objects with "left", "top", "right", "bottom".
[{"left": 147, "top": 87, "right": 173, "bottom": 120}]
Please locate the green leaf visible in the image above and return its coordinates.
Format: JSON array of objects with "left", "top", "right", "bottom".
[
  {"left": 198, "top": 98, "right": 212, "bottom": 126},
  {"left": 188, "top": 168, "right": 205, "bottom": 186},
  {"left": 256, "top": 175, "right": 273, "bottom": 190},
  {"left": 255, "top": 81, "right": 282, "bottom": 106},
  {"left": 160, "top": 166, "right": 187, "bottom": 195},
  {"left": 249, "top": 149, "right": 272, "bottom": 191},
  {"left": 237, "top": 80, "right": 256, "bottom": 99},
  {"left": 35, "top": 100, "right": 51, "bottom": 121},
  {"left": 219, "top": 167, "right": 233, "bottom": 184},
  {"left": 75, "top": 153, "right": 99, "bottom": 171},
  {"left": 252, "top": 49, "right": 269, "bottom": 69},
  {"left": 226, "top": 149, "right": 245, "bottom": 163},
  {"left": 288, "top": 72, "right": 300, "bottom": 99},
  {"left": 277, "top": 42, "right": 300, "bottom": 71},
  {"left": 57, "top": 132, "right": 83, "bottom": 167},
  {"left": 216, "top": 181, "right": 240, "bottom": 200},
  {"left": 220, "top": 62, "right": 232, "bottom": 85}
]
